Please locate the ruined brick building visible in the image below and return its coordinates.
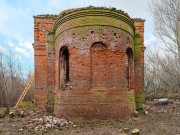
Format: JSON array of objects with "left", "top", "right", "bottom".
[{"left": 33, "top": 7, "right": 145, "bottom": 120}]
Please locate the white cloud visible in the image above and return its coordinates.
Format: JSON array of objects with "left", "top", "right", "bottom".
[
  {"left": 0, "top": 45, "right": 8, "bottom": 54},
  {"left": 6, "top": 39, "right": 15, "bottom": 47},
  {"left": 18, "top": 40, "right": 33, "bottom": 51},
  {"left": 0, "top": 0, "right": 33, "bottom": 41},
  {"left": 145, "top": 35, "right": 157, "bottom": 46},
  {"left": 0, "top": 0, "right": 151, "bottom": 43},
  {"left": 0, "top": 0, "right": 153, "bottom": 70},
  {"left": 15, "top": 47, "right": 31, "bottom": 58}
]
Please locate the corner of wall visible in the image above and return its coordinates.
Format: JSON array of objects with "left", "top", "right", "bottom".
[
  {"left": 33, "top": 15, "right": 57, "bottom": 110},
  {"left": 133, "top": 18, "right": 145, "bottom": 109}
]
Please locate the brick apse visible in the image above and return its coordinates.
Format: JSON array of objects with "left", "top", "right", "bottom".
[{"left": 33, "top": 7, "right": 145, "bottom": 120}]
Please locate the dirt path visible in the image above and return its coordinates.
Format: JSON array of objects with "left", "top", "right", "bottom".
[{"left": 0, "top": 100, "right": 180, "bottom": 135}]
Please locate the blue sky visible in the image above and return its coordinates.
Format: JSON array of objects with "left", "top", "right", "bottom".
[{"left": 0, "top": 0, "right": 157, "bottom": 71}]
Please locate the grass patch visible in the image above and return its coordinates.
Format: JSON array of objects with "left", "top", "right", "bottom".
[
  {"left": 0, "top": 129, "right": 4, "bottom": 134},
  {"left": 135, "top": 93, "right": 145, "bottom": 110},
  {"left": 19, "top": 101, "right": 34, "bottom": 108}
]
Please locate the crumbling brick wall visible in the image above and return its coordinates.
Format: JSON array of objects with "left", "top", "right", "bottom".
[
  {"left": 33, "top": 15, "right": 57, "bottom": 109},
  {"left": 33, "top": 7, "right": 145, "bottom": 120}
]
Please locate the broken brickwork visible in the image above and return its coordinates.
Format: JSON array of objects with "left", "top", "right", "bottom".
[{"left": 33, "top": 7, "right": 145, "bottom": 120}]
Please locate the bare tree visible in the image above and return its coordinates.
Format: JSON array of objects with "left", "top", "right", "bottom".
[
  {"left": 145, "top": 0, "right": 180, "bottom": 98},
  {"left": 145, "top": 50, "right": 180, "bottom": 98},
  {"left": 149, "top": 0, "right": 180, "bottom": 56},
  {"left": 0, "top": 47, "right": 34, "bottom": 107},
  {"left": 0, "top": 49, "right": 8, "bottom": 106}
]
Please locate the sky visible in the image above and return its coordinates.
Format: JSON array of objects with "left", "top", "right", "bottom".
[{"left": 0, "top": 0, "right": 157, "bottom": 70}]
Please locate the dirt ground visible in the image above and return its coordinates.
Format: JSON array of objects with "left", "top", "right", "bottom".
[{"left": 0, "top": 99, "right": 180, "bottom": 135}]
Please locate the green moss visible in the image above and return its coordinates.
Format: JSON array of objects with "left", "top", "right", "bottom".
[
  {"left": 57, "top": 6, "right": 130, "bottom": 18},
  {"left": 0, "top": 129, "right": 4, "bottom": 134},
  {"left": 92, "top": 90, "right": 136, "bottom": 110},
  {"left": 96, "top": 89, "right": 106, "bottom": 92},
  {"left": 55, "top": 8, "right": 135, "bottom": 37},
  {"left": 111, "top": 7, "right": 116, "bottom": 11},
  {"left": 46, "top": 92, "right": 55, "bottom": 114},
  {"left": 105, "top": 96, "right": 114, "bottom": 101},
  {"left": 47, "top": 30, "right": 55, "bottom": 43},
  {"left": 94, "top": 95, "right": 115, "bottom": 101},
  {"left": 95, "top": 97, "right": 102, "bottom": 100},
  {"left": 134, "top": 34, "right": 141, "bottom": 45},
  {"left": 135, "top": 93, "right": 145, "bottom": 110},
  {"left": 134, "top": 34, "right": 142, "bottom": 60},
  {"left": 46, "top": 30, "right": 55, "bottom": 53},
  {"left": 134, "top": 45, "right": 141, "bottom": 57},
  {"left": 19, "top": 101, "right": 34, "bottom": 108},
  {"left": 126, "top": 92, "right": 136, "bottom": 110}
]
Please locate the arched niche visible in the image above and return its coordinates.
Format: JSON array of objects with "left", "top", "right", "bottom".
[
  {"left": 90, "top": 42, "right": 107, "bottom": 88},
  {"left": 59, "top": 46, "right": 69, "bottom": 90},
  {"left": 126, "top": 47, "right": 134, "bottom": 90}
]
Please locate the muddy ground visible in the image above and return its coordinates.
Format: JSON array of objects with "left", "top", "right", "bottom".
[{"left": 0, "top": 99, "right": 180, "bottom": 135}]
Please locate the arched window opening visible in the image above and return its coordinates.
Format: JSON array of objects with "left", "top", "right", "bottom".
[
  {"left": 59, "top": 46, "right": 69, "bottom": 89},
  {"left": 126, "top": 47, "right": 133, "bottom": 89}
]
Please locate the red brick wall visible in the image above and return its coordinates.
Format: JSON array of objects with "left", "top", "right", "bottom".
[
  {"left": 91, "top": 43, "right": 107, "bottom": 88},
  {"left": 54, "top": 26, "right": 136, "bottom": 120},
  {"left": 133, "top": 19, "right": 145, "bottom": 95},
  {"left": 33, "top": 9, "right": 145, "bottom": 119},
  {"left": 133, "top": 18, "right": 145, "bottom": 109},
  {"left": 33, "top": 15, "right": 57, "bottom": 109}
]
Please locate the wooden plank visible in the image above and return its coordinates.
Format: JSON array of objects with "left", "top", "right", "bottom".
[{"left": 15, "top": 74, "right": 34, "bottom": 108}]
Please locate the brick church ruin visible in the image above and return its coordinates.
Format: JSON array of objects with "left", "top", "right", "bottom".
[{"left": 33, "top": 7, "right": 145, "bottom": 120}]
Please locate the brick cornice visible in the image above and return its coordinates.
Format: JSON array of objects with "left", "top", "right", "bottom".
[
  {"left": 54, "top": 7, "right": 135, "bottom": 33},
  {"left": 33, "top": 44, "right": 46, "bottom": 50}
]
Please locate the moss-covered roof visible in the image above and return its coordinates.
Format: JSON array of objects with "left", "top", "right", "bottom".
[
  {"left": 54, "top": 6, "right": 135, "bottom": 32},
  {"left": 57, "top": 6, "right": 130, "bottom": 19}
]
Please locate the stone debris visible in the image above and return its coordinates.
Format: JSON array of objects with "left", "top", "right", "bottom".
[
  {"left": 131, "top": 128, "right": 140, "bottom": 135},
  {"left": 158, "top": 98, "right": 169, "bottom": 105},
  {"left": 0, "top": 108, "right": 27, "bottom": 119},
  {"left": 143, "top": 104, "right": 151, "bottom": 110},
  {"left": 4, "top": 108, "right": 10, "bottom": 115},
  {"left": 15, "top": 110, "right": 25, "bottom": 118},
  {"left": 133, "top": 111, "right": 139, "bottom": 117},
  {"left": 0, "top": 108, "right": 10, "bottom": 118},
  {"left": 144, "top": 110, "right": 149, "bottom": 115},
  {"left": 0, "top": 112, "right": 5, "bottom": 118},
  {"left": 123, "top": 127, "right": 130, "bottom": 133},
  {"left": 25, "top": 116, "right": 75, "bottom": 131},
  {"left": 9, "top": 112, "right": 14, "bottom": 118},
  {"left": 18, "top": 128, "right": 23, "bottom": 131},
  {"left": 34, "top": 126, "right": 39, "bottom": 131}
]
